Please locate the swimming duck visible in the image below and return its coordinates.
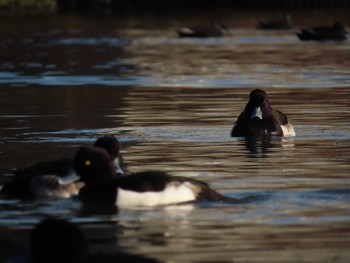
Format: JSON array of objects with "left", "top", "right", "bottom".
[
  {"left": 231, "top": 89, "right": 295, "bottom": 137},
  {"left": 177, "top": 20, "right": 228, "bottom": 38},
  {"left": 258, "top": 14, "right": 293, "bottom": 30},
  {"left": 9, "top": 217, "right": 160, "bottom": 263},
  {"left": 0, "top": 136, "right": 125, "bottom": 199},
  {"left": 73, "top": 146, "right": 236, "bottom": 207},
  {"left": 296, "top": 21, "right": 347, "bottom": 41}
]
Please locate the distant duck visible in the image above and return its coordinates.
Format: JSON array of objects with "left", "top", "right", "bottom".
[
  {"left": 72, "top": 146, "right": 237, "bottom": 207},
  {"left": 177, "top": 19, "right": 228, "bottom": 38},
  {"left": 231, "top": 89, "right": 295, "bottom": 137},
  {"left": 0, "top": 136, "right": 125, "bottom": 199},
  {"left": 258, "top": 14, "right": 293, "bottom": 30},
  {"left": 9, "top": 217, "right": 161, "bottom": 263},
  {"left": 296, "top": 21, "right": 347, "bottom": 41}
]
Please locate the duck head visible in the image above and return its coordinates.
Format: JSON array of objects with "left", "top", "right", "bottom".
[
  {"left": 73, "top": 146, "right": 116, "bottom": 187},
  {"left": 245, "top": 89, "right": 273, "bottom": 120},
  {"left": 94, "top": 136, "right": 120, "bottom": 160},
  {"left": 94, "top": 135, "right": 125, "bottom": 175}
]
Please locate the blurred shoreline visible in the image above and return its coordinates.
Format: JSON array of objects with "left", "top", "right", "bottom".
[{"left": 0, "top": 0, "right": 350, "bottom": 15}]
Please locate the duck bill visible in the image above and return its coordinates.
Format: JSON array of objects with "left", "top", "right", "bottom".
[
  {"left": 251, "top": 107, "right": 263, "bottom": 119},
  {"left": 58, "top": 170, "right": 80, "bottom": 185}
]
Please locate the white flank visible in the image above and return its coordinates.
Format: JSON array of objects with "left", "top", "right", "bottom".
[
  {"left": 281, "top": 123, "right": 296, "bottom": 137},
  {"left": 116, "top": 182, "right": 197, "bottom": 207}
]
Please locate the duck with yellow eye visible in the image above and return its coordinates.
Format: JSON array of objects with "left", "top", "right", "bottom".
[{"left": 72, "top": 146, "right": 240, "bottom": 207}]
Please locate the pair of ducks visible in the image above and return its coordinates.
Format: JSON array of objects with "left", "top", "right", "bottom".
[
  {"left": 1, "top": 89, "right": 294, "bottom": 207},
  {"left": 258, "top": 14, "right": 347, "bottom": 41},
  {"left": 1, "top": 136, "right": 232, "bottom": 206}
]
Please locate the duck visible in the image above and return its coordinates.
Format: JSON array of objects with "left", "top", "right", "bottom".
[
  {"left": 72, "top": 146, "right": 237, "bottom": 207},
  {"left": 296, "top": 21, "right": 347, "bottom": 41},
  {"left": 258, "top": 14, "right": 293, "bottom": 30},
  {"left": 8, "top": 217, "right": 160, "bottom": 263},
  {"left": 231, "top": 89, "right": 295, "bottom": 137},
  {"left": 177, "top": 19, "right": 228, "bottom": 38},
  {"left": 0, "top": 136, "right": 125, "bottom": 199}
]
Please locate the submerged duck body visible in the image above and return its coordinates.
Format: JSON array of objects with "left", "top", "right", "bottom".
[
  {"left": 231, "top": 89, "right": 295, "bottom": 137},
  {"left": 296, "top": 21, "right": 347, "bottom": 41},
  {"left": 74, "top": 146, "right": 234, "bottom": 207},
  {"left": 1, "top": 136, "right": 125, "bottom": 199}
]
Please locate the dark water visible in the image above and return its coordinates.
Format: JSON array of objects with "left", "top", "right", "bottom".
[{"left": 0, "top": 10, "right": 350, "bottom": 262}]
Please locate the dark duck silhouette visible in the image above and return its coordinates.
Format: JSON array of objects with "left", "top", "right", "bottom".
[
  {"left": 177, "top": 20, "right": 228, "bottom": 38},
  {"left": 231, "top": 89, "right": 295, "bottom": 137},
  {"left": 71, "top": 146, "right": 237, "bottom": 207},
  {"left": 8, "top": 217, "right": 161, "bottom": 263},
  {"left": 258, "top": 14, "right": 293, "bottom": 30},
  {"left": 0, "top": 136, "right": 125, "bottom": 199},
  {"left": 296, "top": 21, "right": 347, "bottom": 41}
]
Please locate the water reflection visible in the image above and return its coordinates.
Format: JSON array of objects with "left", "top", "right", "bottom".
[
  {"left": 1, "top": 17, "right": 349, "bottom": 87},
  {"left": 236, "top": 136, "right": 296, "bottom": 158}
]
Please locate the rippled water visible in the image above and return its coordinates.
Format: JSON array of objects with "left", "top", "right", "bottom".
[{"left": 0, "top": 11, "right": 350, "bottom": 262}]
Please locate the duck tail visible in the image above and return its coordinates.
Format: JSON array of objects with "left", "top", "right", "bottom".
[{"left": 186, "top": 179, "right": 239, "bottom": 203}]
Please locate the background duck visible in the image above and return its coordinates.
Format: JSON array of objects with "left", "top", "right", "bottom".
[
  {"left": 177, "top": 19, "right": 228, "bottom": 38},
  {"left": 258, "top": 14, "right": 293, "bottom": 30},
  {"left": 73, "top": 146, "right": 238, "bottom": 207},
  {"left": 0, "top": 136, "right": 125, "bottom": 199},
  {"left": 296, "top": 21, "right": 347, "bottom": 41},
  {"left": 231, "top": 89, "right": 295, "bottom": 137}
]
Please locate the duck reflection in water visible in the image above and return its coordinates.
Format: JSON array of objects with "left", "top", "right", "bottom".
[
  {"left": 242, "top": 136, "right": 274, "bottom": 156},
  {"left": 240, "top": 136, "right": 295, "bottom": 158},
  {"left": 8, "top": 217, "right": 160, "bottom": 263}
]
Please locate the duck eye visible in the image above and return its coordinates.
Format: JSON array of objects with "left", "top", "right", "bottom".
[{"left": 85, "top": 160, "right": 91, "bottom": 166}]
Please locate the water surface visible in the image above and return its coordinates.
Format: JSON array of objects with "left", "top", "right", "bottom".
[{"left": 0, "top": 11, "right": 350, "bottom": 262}]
